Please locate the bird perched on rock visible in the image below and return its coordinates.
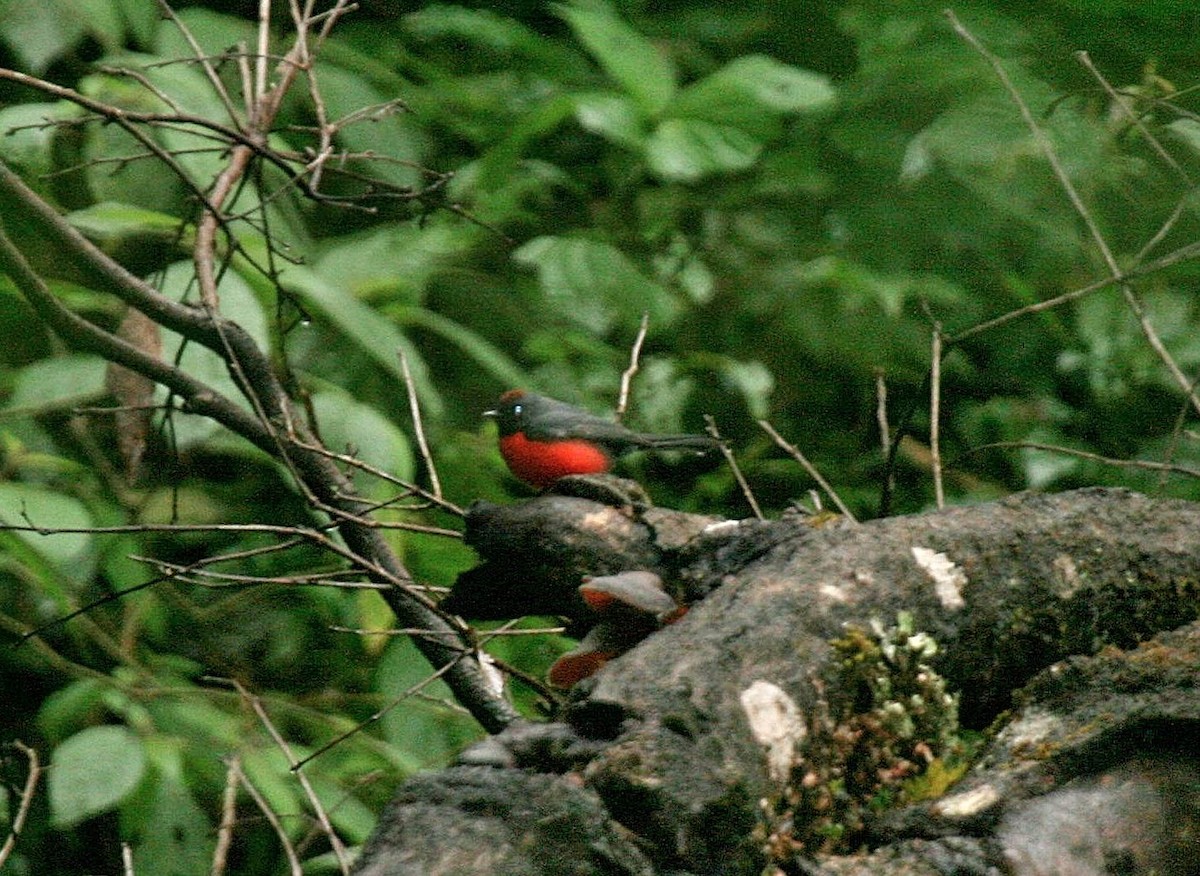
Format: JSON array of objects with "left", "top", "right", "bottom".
[{"left": 485, "top": 389, "right": 719, "bottom": 488}]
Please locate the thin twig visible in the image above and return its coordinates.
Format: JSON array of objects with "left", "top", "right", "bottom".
[
  {"left": 706, "top": 415, "right": 764, "bottom": 520},
  {"left": 964, "top": 441, "right": 1200, "bottom": 479},
  {"left": 757, "top": 420, "right": 858, "bottom": 523},
  {"left": 1156, "top": 371, "right": 1200, "bottom": 491},
  {"left": 874, "top": 369, "right": 896, "bottom": 506},
  {"left": 0, "top": 742, "right": 41, "bottom": 869},
  {"left": 122, "top": 843, "right": 135, "bottom": 876},
  {"left": 210, "top": 754, "right": 241, "bottom": 876},
  {"left": 929, "top": 324, "right": 945, "bottom": 510},
  {"left": 399, "top": 349, "right": 443, "bottom": 499},
  {"left": 947, "top": 8, "right": 1200, "bottom": 419},
  {"left": 154, "top": 0, "right": 239, "bottom": 123},
  {"left": 949, "top": 273, "right": 1115, "bottom": 344},
  {"left": 1075, "top": 51, "right": 1190, "bottom": 186},
  {"left": 230, "top": 756, "right": 303, "bottom": 876},
  {"left": 255, "top": 0, "right": 272, "bottom": 115},
  {"left": 293, "top": 652, "right": 469, "bottom": 769},
  {"left": 616, "top": 313, "right": 650, "bottom": 419},
  {"left": 232, "top": 680, "right": 351, "bottom": 875}
]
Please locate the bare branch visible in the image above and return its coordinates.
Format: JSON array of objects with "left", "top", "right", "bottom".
[
  {"left": 1075, "top": 51, "right": 1190, "bottom": 186},
  {"left": 757, "top": 420, "right": 857, "bottom": 523},
  {"left": 211, "top": 754, "right": 240, "bottom": 876},
  {"left": 230, "top": 756, "right": 303, "bottom": 876},
  {"left": 966, "top": 441, "right": 1200, "bottom": 480},
  {"left": 0, "top": 742, "right": 41, "bottom": 869},
  {"left": 617, "top": 313, "right": 650, "bottom": 420},
  {"left": 707, "top": 415, "right": 764, "bottom": 520},
  {"left": 400, "top": 349, "right": 443, "bottom": 500},
  {"left": 929, "top": 325, "right": 945, "bottom": 510},
  {"left": 947, "top": 9, "right": 1200, "bottom": 419},
  {"left": 232, "top": 679, "right": 351, "bottom": 875}
]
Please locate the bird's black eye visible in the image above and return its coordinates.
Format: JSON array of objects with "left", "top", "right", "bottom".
[{"left": 512, "top": 404, "right": 523, "bottom": 417}]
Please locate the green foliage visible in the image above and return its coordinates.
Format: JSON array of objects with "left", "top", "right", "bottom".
[
  {"left": 49, "top": 725, "right": 146, "bottom": 827},
  {"left": 1, "top": 0, "right": 1200, "bottom": 872}
]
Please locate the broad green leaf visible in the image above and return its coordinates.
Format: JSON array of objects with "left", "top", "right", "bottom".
[
  {"left": 397, "top": 307, "right": 527, "bottom": 390},
  {"left": 125, "top": 740, "right": 215, "bottom": 876},
  {"left": 376, "top": 636, "right": 483, "bottom": 768},
  {"left": 156, "top": 260, "right": 269, "bottom": 448},
  {"left": 315, "top": 62, "right": 425, "bottom": 190},
  {"left": 49, "top": 725, "right": 146, "bottom": 827},
  {"left": 240, "top": 747, "right": 303, "bottom": 833},
  {"left": 572, "top": 92, "right": 646, "bottom": 148},
  {"left": 67, "top": 201, "right": 190, "bottom": 271},
  {"left": 312, "top": 224, "right": 465, "bottom": 306},
  {"left": 143, "top": 696, "right": 245, "bottom": 750},
  {"left": 115, "top": 0, "right": 160, "bottom": 46},
  {"left": 153, "top": 7, "right": 254, "bottom": 62},
  {"left": 0, "top": 103, "right": 81, "bottom": 184},
  {"left": 5, "top": 354, "right": 107, "bottom": 414},
  {"left": 67, "top": 202, "right": 190, "bottom": 246},
  {"left": 669, "top": 55, "right": 835, "bottom": 135},
  {"left": 0, "top": 482, "right": 94, "bottom": 572},
  {"left": 514, "top": 236, "right": 678, "bottom": 333},
  {"left": 405, "top": 5, "right": 559, "bottom": 66},
  {"left": 644, "top": 118, "right": 761, "bottom": 181},
  {"left": 279, "top": 263, "right": 445, "bottom": 418},
  {"left": 556, "top": 0, "right": 676, "bottom": 116},
  {"left": 309, "top": 388, "right": 415, "bottom": 495},
  {"left": 37, "top": 679, "right": 108, "bottom": 744},
  {"left": 305, "top": 774, "right": 379, "bottom": 843},
  {"left": 0, "top": 0, "right": 87, "bottom": 72}
]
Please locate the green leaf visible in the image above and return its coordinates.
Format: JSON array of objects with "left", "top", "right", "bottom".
[
  {"left": 276, "top": 263, "right": 445, "bottom": 418},
  {"left": 125, "top": 740, "right": 215, "bottom": 875},
  {"left": 49, "top": 725, "right": 146, "bottom": 827},
  {"left": 5, "top": 354, "right": 107, "bottom": 414},
  {"left": 115, "top": 0, "right": 160, "bottom": 46},
  {"left": 397, "top": 307, "right": 528, "bottom": 390},
  {"left": 153, "top": 7, "right": 254, "bottom": 61},
  {"left": 37, "top": 679, "right": 108, "bottom": 744},
  {"left": 0, "top": 0, "right": 87, "bottom": 72},
  {"left": 669, "top": 55, "right": 835, "bottom": 135},
  {"left": 0, "top": 482, "right": 94, "bottom": 572},
  {"left": 556, "top": 0, "right": 676, "bottom": 116},
  {"left": 513, "top": 236, "right": 678, "bottom": 333},
  {"left": 67, "top": 202, "right": 190, "bottom": 246},
  {"left": 312, "top": 224, "right": 464, "bottom": 306},
  {"left": 644, "top": 118, "right": 761, "bottom": 181},
  {"left": 572, "top": 92, "right": 646, "bottom": 148},
  {"left": 309, "top": 388, "right": 415, "bottom": 494},
  {"left": 376, "top": 636, "right": 483, "bottom": 768},
  {"left": 0, "top": 103, "right": 82, "bottom": 184},
  {"left": 156, "top": 260, "right": 269, "bottom": 449},
  {"left": 315, "top": 62, "right": 426, "bottom": 190}
]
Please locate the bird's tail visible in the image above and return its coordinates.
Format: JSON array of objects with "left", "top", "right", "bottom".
[{"left": 634, "top": 433, "right": 721, "bottom": 452}]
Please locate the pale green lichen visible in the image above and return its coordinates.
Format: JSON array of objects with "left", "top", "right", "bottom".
[{"left": 755, "top": 612, "right": 972, "bottom": 869}]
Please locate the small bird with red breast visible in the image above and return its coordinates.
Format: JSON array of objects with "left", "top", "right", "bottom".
[{"left": 484, "top": 389, "right": 719, "bottom": 488}]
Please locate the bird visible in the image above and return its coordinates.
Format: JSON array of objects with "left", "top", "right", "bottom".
[{"left": 484, "top": 389, "right": 719, "bottom": 488}]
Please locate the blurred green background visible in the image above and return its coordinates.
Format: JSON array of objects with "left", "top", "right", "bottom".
[{"left": 1, "top": 0, "right": 1199, "bottom": 872}]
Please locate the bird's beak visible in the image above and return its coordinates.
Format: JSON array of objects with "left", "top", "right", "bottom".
[{"left": 483, "top": 409, "right": 497, "bottom": 419}]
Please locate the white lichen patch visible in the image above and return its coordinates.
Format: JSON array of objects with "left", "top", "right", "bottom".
[
  {"left": 819, "top": 582, "right": 852, "bottom": 603},
  {"left": 911, "top": 546, "right": 967, "bottom": 610},
  {"left": 1051, "top": 554, "right": 1082, "bottom": 599},
  {"left": 995, "top": 707, "right": 1060, "bottom": 755},
  {"left": 740, "top": 680, "right": 807, "bottom": 785},
  {"left": 933, "top": 782, "right": 1000, "bottom": 818},
  {"left": 702, "top": 519, "right": 741, "bottom": 536}
]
